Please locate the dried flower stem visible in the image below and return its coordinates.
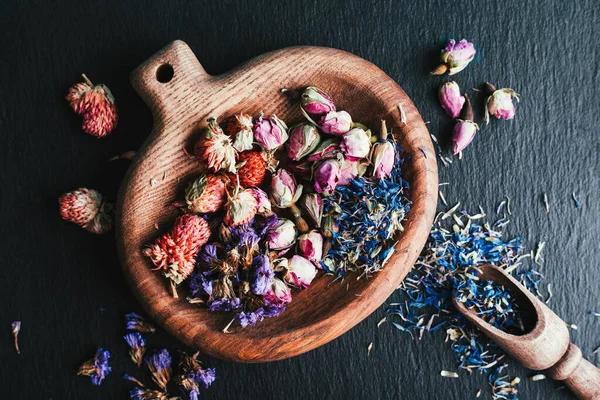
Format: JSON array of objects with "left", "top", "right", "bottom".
[{"left": 11, "top": 321, "right": 21, "bottom": 354}]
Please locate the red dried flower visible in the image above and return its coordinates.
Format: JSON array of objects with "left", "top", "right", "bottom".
[
  {"left": 185, "top": 174, "right": 226, "bottom": 213},
  {"left": 58, "top": 188, "right": 114, "bottom": 234},
  {"left": 227, "top": 151, "right": 267, "bottom": 188},
  {"left": 66, "top": 74, "right": 118, "bottom": 138},
  {"left": 193, "top": 118, "right": 237, "bottom": 173},
  {"left": 143, "top": 214, "right": 210, "bottom": 297}
]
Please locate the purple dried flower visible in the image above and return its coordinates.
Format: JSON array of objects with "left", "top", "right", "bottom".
[
  {"left": 251, "top": 255, "right": 274, "bottom": 295},
  {"left": 176, "top": 351, "right": 217, "bottom": 398},
  {"left": 188, "top": 271, "right": 213, "bottom": 300},
  {"left": 208, "top": 296, "right": 242, "bottom": 312},
  {"left": 237, "top": 303, "right": 286, "bottom": 328},
  {"left": 431, "top": 39, "right": 476, "bottom": 75},
  {"left": 124, "top": 333, "right": 146, "bottom": 367},
  {"left": 144, "top": 349, "right": 172, "bottom": 391},
  {"left": 125, "top": 313, "right": 155, "bottom": 334},
  {"left": 129, "top": 387, "right": 170, "bottom": 400},
  {"left": 253, "top": 214, "right": 279, "bottom": 238},
  {"left": 11, "top": 321, "right": 21, "bottom": 354},
  {"left": 197, "top": 243, "right": 219, "bottom": 269},
  {"left": 77, "top": 348, "right": 112, "bottom": 386},
  {"left": 439, "top": 81, "right": 465, "bottom": 118}
]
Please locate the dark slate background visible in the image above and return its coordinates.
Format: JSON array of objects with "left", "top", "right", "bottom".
[{"left": 1, "top": 1, "right": 598, "bottom": 399}]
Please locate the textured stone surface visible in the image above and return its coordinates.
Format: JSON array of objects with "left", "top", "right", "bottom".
[{"left": 0, "top": 0, "right": 598, "bottom": 398}]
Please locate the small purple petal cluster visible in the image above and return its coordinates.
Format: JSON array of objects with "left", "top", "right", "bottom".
[
  {"left": 144, "top": 348, "right": 172, "bottom": 391},
  {"left": 125, "top": 312, "right": 155, "bottom": 333},
  {"left": 77, "top": 348, "right": 112, "bottom": 386}
]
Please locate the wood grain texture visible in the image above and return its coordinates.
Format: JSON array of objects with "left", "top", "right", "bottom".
[
  {"left": 116, "top": 40, "right": 438, "bottom": 362},
  {"left": 454, "top": 265, "right": 600, "bottom": 399}
]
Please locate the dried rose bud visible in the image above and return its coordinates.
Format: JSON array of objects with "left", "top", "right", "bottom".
[
  {"left": 270, "top": 169, "right": 303, "bottom": 209},
  {"left": 194, "top": 118, "right": 237, "bottom": 173},
  {"left": 298, "top": 230, "right": 324, "bottom": 265},
  {"left": 301, "top": 86, "right": 336, "bottom": 115},
  {"left": 264, "top": 278, "right": 292, "bottom": 306},
  {"left": 439, "top": 81, "right": 465, "bottom": 118},
  {"left": 286, "top": 124, "right": 321, "bottom": 161},
  {"left": 266, "top": 218, "right": 298, "bottom": 251},
  {"left": 230, "top": 151, "right": 267, "bottom": 187},
  {"left": 338, "top": 158, "right": 368, "bottom": 185},
  {"left": 66, "top": 74, "right": 118, "bottom": 138},
  {"left": 306, "top": 137, "right": 340, "bottom": 162},
  {"left": 284, "top": 255, "right": 318, "bottom": 288},
  {"left": 224, "top": 113, "right": 254, "bottom": 152},
  {"left": 223, "top": 187, "right": 258, "bottom": 226},
  {"left": 319, "top": 111, "right": 353, "bottom": 135},
  {"left": 451, "top": 94, "right": 479, "bottom": 155},
  {"left": 143, "top": 214, "right": 210, "bottom": 297},
  {"left": 250, "top": 187, "right": 273, "bottom": 216},
  {"left": 298, "top": 193, "right": 323, "bottom": 227},
  {"left": 341, "top": 128, "right": 371, "bottom": 161},
  {"left": 431, "top": 39, "right": 476, "bottom": 75},
  {"left": 253, "top": 114, "right": 289, "bottom": 151},
  {"left": 484, "top": 83, "right": 520, "bottom": 124},
  {"left": 59, "top": 188, "right": 114, "bottom": 234},
  {"left": 287, "top": 161, "right": 313, "bottom": 176},
  {"left": 185, "top": 174, "right": 226, "bottom": 213},
  {"left": 369, "top": 120, "right": 396, "bottom": 179},
  {"left": 313, "top": 158, "right": 342, "bottom": 195}
]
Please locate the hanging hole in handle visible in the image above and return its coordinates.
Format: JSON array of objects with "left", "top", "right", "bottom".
[{"left": 156, "top": 63, "right": 174, "bottom": 83}]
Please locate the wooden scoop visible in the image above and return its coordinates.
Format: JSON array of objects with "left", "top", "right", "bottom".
[
  {"left": 453, "top": 264, "right": 600, "bottom": 399},
  {"left": 116, "top": 40, "right": 438, "bottom": 362}
]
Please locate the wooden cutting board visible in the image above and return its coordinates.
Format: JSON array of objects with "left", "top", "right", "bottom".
[{"left": 116, "top": 40, "right": 438, "bottom": 362}]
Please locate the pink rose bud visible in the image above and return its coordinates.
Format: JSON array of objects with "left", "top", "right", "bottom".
[
  {"left": 298, "top": 193, "right": 323, "bottom": 227},
  {"left": 250, "top": 187, "right": 273, "bottom": 216},
  {"left": 298, "top": 230, "right": 324, "bottom": 265},
  {"left": 270, "top": 169, "right": 303, "bottom": 208},
  {"left": 286, "top": 124, "right": 321, "bottom": 161},
  {"left": 313, "top": 158, "right": 342, "bottom": 195},
  {"left": 264, "top": 278, "right": 292, "bottom": 306},
  {"left": 484, "top": 83, "right": 520, "bottom": 124},
  {"left": 253, "top": 114, "right": 288, "bottom": 151},
  {"left": 431, "top": 39, "right": 476, "bottom": 75},
  {"left": 439, "top": 81, "right": 465, "bottom": 118},
  {"left": 306, "top": 138, "right": 340, "bottom": 162},
  {"left": 338, "top": 158, "right": 368, "bottom": 185},
  {"left": 266, "top": 218, "right": 298, "bottom": 251},
  {"left": 284, "top": 255, "right": 318, "bottom": 288},
  {"left": 287, "top": 161, "right": 313, "bottom": 176},
  {"left": 319, "top": 111, "right": 353, "bottom": 135},
  {"left": 369, "top": 120, "right": 396, "bottom": 179},
  {"left": 301, "top": 86, "right": 336, "bottom": 115},
  {"left": 451, "top": 94, "right": 478, "bottom": 155},
  {"left": 341, "top": 128, "right": 371, "bottom": 161}
]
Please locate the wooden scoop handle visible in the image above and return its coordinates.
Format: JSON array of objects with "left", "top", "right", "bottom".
[{"left": 453, "top": 265, "right": 600, "bottom": 399}]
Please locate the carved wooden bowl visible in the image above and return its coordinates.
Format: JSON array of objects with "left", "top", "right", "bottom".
[{"left": 116, "top": 40, "right": 438, "bottom": 362}]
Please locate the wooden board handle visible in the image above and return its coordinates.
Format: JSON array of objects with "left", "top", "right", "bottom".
[
  {"left": 546, "top": 343, "right": 600, "bottom": 400},
  {"left": 130, "top": 40, "right": 212, "bottom": 120}
]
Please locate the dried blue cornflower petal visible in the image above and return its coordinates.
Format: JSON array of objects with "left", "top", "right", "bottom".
[
  {"left": 322, "top": 144, "right": 410, "bottom": 277},
  {"left": 489, "top": 364, "right": 519, "bottom": 399},
  {"left": 144, "top": 348, "right": 172, "bottom": 391},
  {"left": 125, "top": 313, "right": 155, "bottom": 334},
  {"left": 77, "top": 347, "right": 112, "bottom": 386},
  {"left": 250, "top": 255, "right": 274, "bottom": 295},
  {"left": 124, "top": 333, "right": 146, "bottom": 366}
]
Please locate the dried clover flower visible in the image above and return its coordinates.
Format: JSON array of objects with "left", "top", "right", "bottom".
[
  {"left": 223, "top": 185, "right": 258, "bottom": 226},
  {"left": 59, "top": 188, "right": 114, "bottom": 234},
  {"left": 66, "top": 74, "right": 118, "bottom": 138},
  {"left": 143, "top": 214, "right": 211, "bottom": 298},
  {"left": 193, "top": 118, "right": 237, "bottom": 173},
  {"left": 229, "top": 151, "right": 267, "bottom": 188},
  {"left": 185, "top": 174, "right": 226, "bottom": 213},
  {"left": 77, "top": 348, "right": 112, "bottom": 386},
  {"left": 224, "top": 112, "right": 254, "bottom": 152}
]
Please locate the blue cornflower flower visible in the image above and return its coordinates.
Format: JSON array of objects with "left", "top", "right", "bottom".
[
  {"left": 125, "top": 312, "right": 155, "bottom": 333},
  {"left": 144, "top": 348, "right": 172, "bottom": 391},
  {"left": 77, "top": 347, "right": 111, "bottom": 386},
  {"left": 124, "top": 333, "right": 146, "bottom": 366}
]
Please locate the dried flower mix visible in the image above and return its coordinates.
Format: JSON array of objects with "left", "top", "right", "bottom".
[
  {"left": 11, "top": 321, "right": 21, "bottom": 354},
  {"left": 143, "top": 86, "right": 410, "bottom": 327},
  {"left": 388, "top": 201, "right": 545, "bottom": 399},
  {"left": 59, "top": 188, "right": 114, "bottom": 234},
  {"left": 77, "top": 348, "right": 112, "bottom": 386},
  {"left": 66, "top": 74, "right": 118, "bottom": 138}
]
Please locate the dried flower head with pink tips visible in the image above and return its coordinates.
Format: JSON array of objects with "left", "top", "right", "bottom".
[
  {"left": 66, "top": 74, "right": 118, "bottom": 138},
  {"left": 194, "top": 118, "right": 237, "bottom": 173},
  {"left": 143, "top": 214, "right": 211, "bottom": 297},
  {"left": 59, "top": 188, "right": 114, "bottom": 234},
  {"left": 484, "top": 82, "right": 520, "bottom": 124}
]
